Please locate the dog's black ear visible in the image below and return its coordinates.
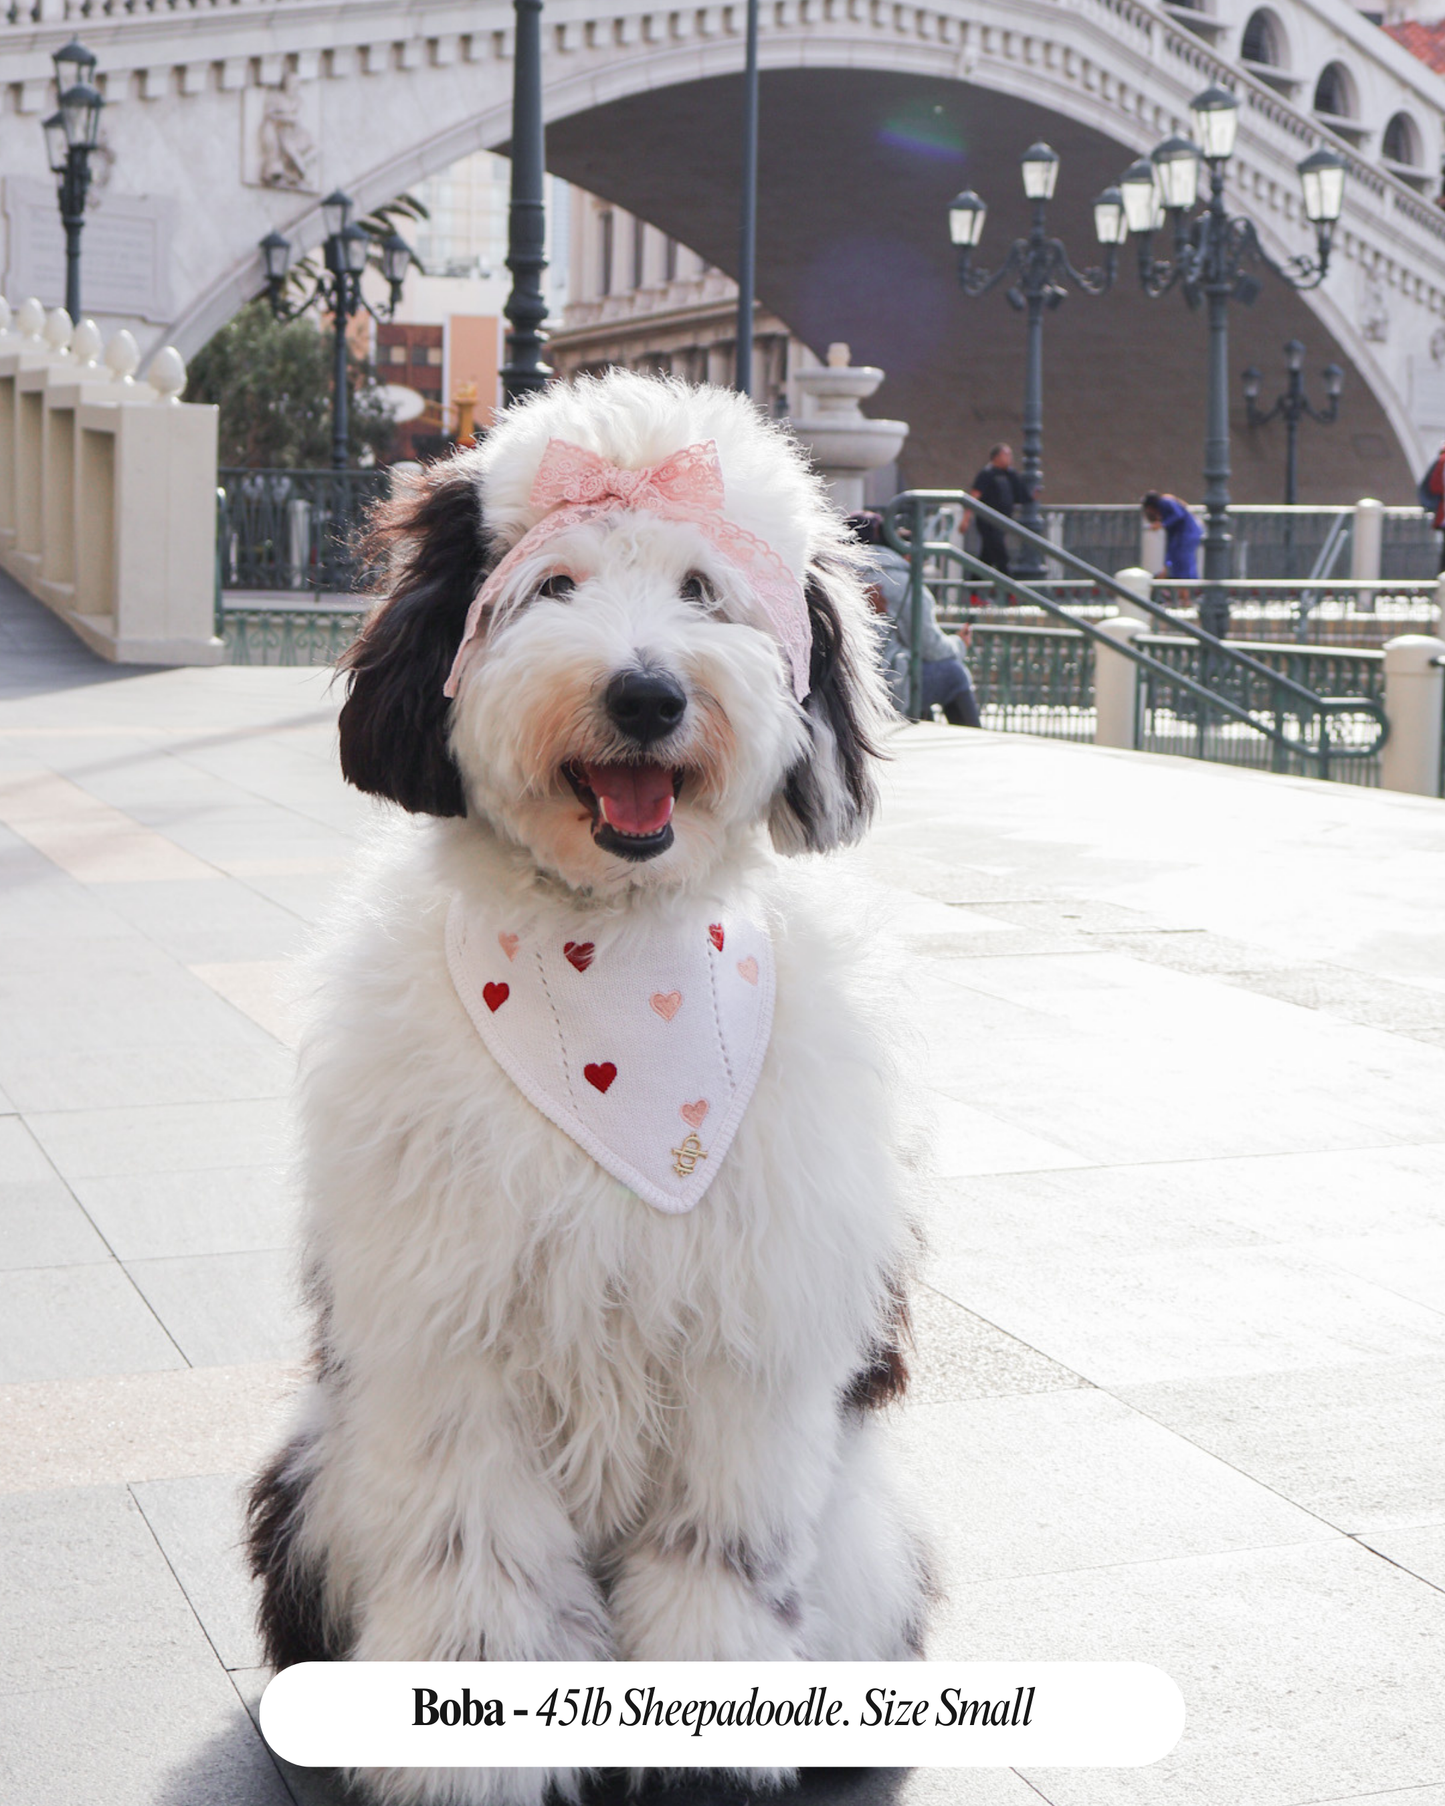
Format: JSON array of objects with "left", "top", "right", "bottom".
[
  {"left": 337, "top": 458, "right": 490, "bottom": 817},
  {"left": 770, "top": 558, "right": 887, "bottom": 854}
]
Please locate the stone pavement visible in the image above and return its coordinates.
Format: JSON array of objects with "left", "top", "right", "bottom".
[{"left": 2, "top": 565, "right": 1443, "bottom": 1806}]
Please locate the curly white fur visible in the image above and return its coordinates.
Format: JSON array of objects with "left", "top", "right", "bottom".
[{"left": 251, "top": 372, "right": 929, "bottom": 1806}]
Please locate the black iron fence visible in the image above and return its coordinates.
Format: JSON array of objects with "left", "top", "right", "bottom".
[{"left": 217, "top": 468, "right": 389, "bottom": 595}]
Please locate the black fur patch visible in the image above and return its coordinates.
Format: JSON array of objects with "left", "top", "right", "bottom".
[
  {"left": 336, "top": 458, "right": 492, "bottom": 817},
  {"left": 781, "top": 566, "right": 882, "bottom": 852},
  {"left": 843, "top": 1282, "right": 912, "bottom": 1411},
  {"left": 246, "top": 1437, "right": 344, "bottom": 1670}
]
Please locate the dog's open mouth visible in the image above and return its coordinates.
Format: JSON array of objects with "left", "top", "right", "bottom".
[{"left": 563, "top": 761, "right": 685, "bottom": 862}]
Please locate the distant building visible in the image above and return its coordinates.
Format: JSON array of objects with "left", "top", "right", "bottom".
[{"left": 547, "top": 190, "right": 809, "bottom": 419}]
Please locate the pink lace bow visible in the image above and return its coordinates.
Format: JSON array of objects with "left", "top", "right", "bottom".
[{"left": 442, "top": 438, "right": 812, "bottom": 701}]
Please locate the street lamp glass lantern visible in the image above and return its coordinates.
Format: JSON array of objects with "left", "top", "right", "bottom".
[
  {"left": 1119, "top": 158, "right": 1159, "bottom": 233},
  {"left": 1297, "top": 147, "right": 1346, "bottom": 223},
  {"left": 1284, "top": 337, "right": 1305, "bottom": 372},
  {"left": 1020, "top": 142, "right": 1060, "bottom": 201},
  {"left": 1092, "top": 186, "right": 1128, "bottom": 245},
  {"left": 381, "top": 231, "right": 412, "bottom": 288},
  {"left": 321, "top": 190, "right": 353, "bottom": 242},
  {"left": 341, "top": 223, "right": 370, "bottom": 276},
  {"left": 259, "top": 230, "right": 292, "bottom": 284},
  {"left": 1323, "top": 362, "right": 1344, "bottom": 398},
  {"left": 948, "top": 189, "right": 988, "bottom": 247},
  {"left": 1152, "top": 136, "right": 1202, "bottom": 212},
  {"left": 43, "top": 112, "right": 68, "bottom": 175},
  {"left": 1241, "top": 365, "right": 1262, "bottom": 401},
  {"left": 1190, "top": 85, "right": 1240, "bottom": 161},
  {"left": 58, "top": 82, "right": 103, "bottom": 150},
  {"left": 52, "top": 38, "right": 97, "bottom": 92}
]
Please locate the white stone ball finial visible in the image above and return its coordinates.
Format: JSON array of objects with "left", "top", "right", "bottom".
[
  {"left": 105, "top": 328, "right": 140, "bottom": 383},
  {"left": 0, "top": 298, "right": 12, "bottom": 337},
  {"left": 72, "top": 318, "right": 104, "bottom": 369},
  {"left": 17, "top": 297, "right": 46, "bottom": 341},
  {"left": 45, "top": 308, "right": 74, "bottom": 356},
  {"left": 147, "top": 345, "right": 187, "bottom": 403}
]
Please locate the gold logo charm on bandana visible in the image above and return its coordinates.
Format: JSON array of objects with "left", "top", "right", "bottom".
[{"left": 671, "top": 1131, "right": 708, "bottom": 1179}]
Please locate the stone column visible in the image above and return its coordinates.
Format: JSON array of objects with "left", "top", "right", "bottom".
[{"left": 1380, "top": 635, "right": 1445, "bottom": 797}]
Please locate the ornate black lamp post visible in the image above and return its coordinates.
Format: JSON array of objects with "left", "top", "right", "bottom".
[
  {"left": 42, "top": 40, "right": 104, "bottom": 326},
  {"left": 259, "top": 192, "right": 412, "bottom": 469},
  {"left": 1242, "top": 340, "right": 1343, "bottom": 507},
  {"left": 500, "top": 0, "right": 550, "bottom": 405},
  {"left": 1118, "top": 88, "right": 1346, "bottom": 636},
  {"left": 947, "top": 144, "right": 1128, "bottom": 578}
]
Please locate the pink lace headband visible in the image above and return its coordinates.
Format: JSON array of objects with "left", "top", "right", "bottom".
[{"left": 442, "top": 438, "right": 812, "bottom": 702}]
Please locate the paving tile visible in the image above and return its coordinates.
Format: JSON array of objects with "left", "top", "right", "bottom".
[
  {"left": 190, "top": 960, "right": 302, "bottom": 1048},
  {"left": 0, "top": 1115, "right": 109, "bottom": 1268},
  {"left": 905, "top": 1283, "right": 1088, "bottom": 1406},
  {"left": 0, "top": 1661, "right": 293, "bottom": 1806},
  {"left": 87, "top": 877, "right": 311, "bottom": 964},
  {"left": 1357, "top": 1524, "right": 1445, "bottom": 1592},
  {"left": 125, "top": 1250, "right": 306, "bottom": 1366},
  {"left": 1117, "top": 1360, "right": 1445, "bottom": 1534},
  {"left": 0, "top": 1263, "right": 184, "bottom": 1382},
  {"left": 1294, "top": 1228, "right": 1445, "bottom": 1317},
  {"left": 891, "top": 1391, "right": 1335, "bottom": 1587},
  {"left": 27, "top": 1096, "right": 289, "bottom": 1180},
  {"left": 928, "top": 1241, "right": 1445, "bottom": 1389},
  {"left": 0, "top": 1034, "right": 291, "bottom": 1112},
  {"left": 0, "top": 1363, "right": 299, "bottom": 1493},
  {"left": 72, "top": 1163, "right": 298, "bottom": 1261},
  {"left": 0, "top": 768, "right": 222, "bottom": 884},
  {"left": 132, "top": 1474, "right": 264, "bottom": 1670},
  {"left": 0, "top": 1484, "right": 217, "bottom": 1689},
  {"left": 924, "top": 1091, "right": 1089, "bottom": 1179},
  {"left": 927, "top": 1539, "right": 1445, "bottom": 1806}
]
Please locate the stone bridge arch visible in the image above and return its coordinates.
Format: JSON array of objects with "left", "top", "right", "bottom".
[{"left": 4, "top": 0, "right": 1442, "bottom": 495}]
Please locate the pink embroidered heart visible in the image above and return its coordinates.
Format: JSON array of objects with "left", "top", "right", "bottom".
[
  {"left": 708, "top": 923, "right": 724, "bottom": 951},
  {"left": 650, "top": 991, "right": 682, "bottom": 1022},
  {"left": 483, "top": 981, "right": 509, "bottom": 1013},
  {"left": 680, "top": 1098, "right": 709, "bottom": 1129},
  {"left": 497, "top": 932, "right": 519, "bottom": 961},
  {"left": 564, "top": 941, "right": 595, "bottom": 973},
  {"left": 736, "top": 956, "right": 759, "bottom": 985},
  {"left": 584, "top": 1061, "right": 617, "bottom": 1094}
]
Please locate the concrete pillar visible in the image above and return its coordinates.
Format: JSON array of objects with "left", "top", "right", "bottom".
[
  {"left": 1140, "top": 519, "right": 1165, "bottom": 576},
  {"left": 1380, "top": 635, "right": 1445, "bottom": 797},
  {"left": 1094, "top": 615, "right": 1146, "bottom": 750},
  {"left": 1113, "top": 566, "right": 1153, "bottom": 623},
  {"left": 1353, "top": 496, "right": 1383, "bottom": 614}
]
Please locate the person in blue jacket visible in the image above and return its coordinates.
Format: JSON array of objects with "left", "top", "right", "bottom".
[{"left": 1142, "top": 492, "right": 1204, "bottom": 580}]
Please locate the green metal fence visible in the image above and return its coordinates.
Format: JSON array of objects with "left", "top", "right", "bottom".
[
  {"left": 221, "top": 601, "right": 368, "bottom": 666},
  {"left": 885, "top": 489, "right": 1389, "bottom": 787}
]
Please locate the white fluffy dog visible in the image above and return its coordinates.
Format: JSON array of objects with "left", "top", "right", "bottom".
[{"left": 249, "top": 370, "right": 928, "bottom": 1806}]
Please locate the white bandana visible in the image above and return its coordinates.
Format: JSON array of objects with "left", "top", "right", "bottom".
[{"left": 446, "top": 895, "right": 775, "bottom": 1214}]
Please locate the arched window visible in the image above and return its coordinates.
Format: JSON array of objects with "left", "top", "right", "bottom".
[
  {"left": 1383, "top": 111, "right": 1421, "bottom": 166},
  {"left": 1313, "top": 62, "right": 1354, "bottom": 119},
  {"left": 1241, "top": 9, "right": 1281, "bottom": 65}
]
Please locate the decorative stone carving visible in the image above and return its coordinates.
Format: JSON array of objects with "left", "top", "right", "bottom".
[
  {"left": 242, "top": 73, "right": 320, "bottom": 192},
  {"left": 1359, "top": 269, "right": 1389, "bottom": 345},
  {"left": 791, "top": 342, "right": 909, "bottom": 514}
]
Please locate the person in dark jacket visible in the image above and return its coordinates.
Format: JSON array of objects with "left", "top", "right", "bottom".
[
  {"left": 847, "top": 513, "right": 981, "bottom": 727},
  {"left": 967, "top": 444, "right": 1032, "bottom": 574},
  {"left": 1142, "top": 492, "right": 1204, "bottom": 580}
]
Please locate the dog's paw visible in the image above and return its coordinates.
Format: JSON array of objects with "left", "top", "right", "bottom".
[{"left": 347, "top": 1764, "right": 587, "bottom": 1806}]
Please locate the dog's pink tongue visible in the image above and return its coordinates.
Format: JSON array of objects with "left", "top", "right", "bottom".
[{"left": 584, "top": 762, "right": 675, "bottom": 836}]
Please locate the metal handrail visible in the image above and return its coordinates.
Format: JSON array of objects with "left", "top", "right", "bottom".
[{"left": 880, "top": 489, "right": 1389, "bottom": 780}]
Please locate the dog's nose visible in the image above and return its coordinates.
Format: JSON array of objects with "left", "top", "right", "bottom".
[{"left": 605, "top": 671, "right": 687, "bottom": 745}]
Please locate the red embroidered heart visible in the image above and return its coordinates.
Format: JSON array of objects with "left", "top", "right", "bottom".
[
  {"left": 483, "top": 981, "right": 509, "bottom": 1013},
  {"left": 708, "top": 923, "right": 724, "bottom": 951},
  {"left": 584, "top": 1061, "right": 617, "bottom": 1094},
  {"left": 564, "top": 941, "right": 595, "bottom": 973}
]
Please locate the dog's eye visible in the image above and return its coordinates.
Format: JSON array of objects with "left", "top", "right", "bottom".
[
  {"left": 680, "top": 572, "right": 713, "bottom": 605},
  {"left": 536, "top": 574, "right": 575, "bottom": 600}
]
